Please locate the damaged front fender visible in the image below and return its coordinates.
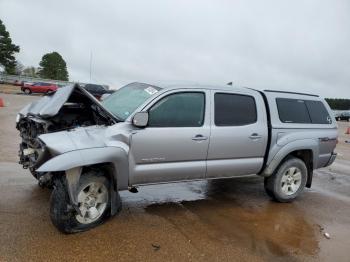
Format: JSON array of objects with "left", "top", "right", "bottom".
[{"left": 37, "top": 147, "right": 129, "bottom": 191}]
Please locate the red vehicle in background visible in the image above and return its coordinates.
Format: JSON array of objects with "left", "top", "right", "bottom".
[{"left": 21, "top": 82, "right": 58, "bottom": 94}]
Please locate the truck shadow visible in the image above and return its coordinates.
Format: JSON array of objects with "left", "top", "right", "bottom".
[{"left": 145, "top": 177, "right": 319, "bottom": 260}]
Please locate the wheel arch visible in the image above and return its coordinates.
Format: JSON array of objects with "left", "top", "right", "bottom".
[
  {"left": 38, "top": 147, "right": 127, "bottom": 217},
  {"left": 37, "top": 146, "right": 129, "bottom": 191},
  {"left": 262, "top": 139, "right": 318, "bottom": 188}
]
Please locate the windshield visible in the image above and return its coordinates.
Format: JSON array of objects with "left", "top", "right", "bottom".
[{"left": 102, "top": 83, "right": 162, "bottom": 121}]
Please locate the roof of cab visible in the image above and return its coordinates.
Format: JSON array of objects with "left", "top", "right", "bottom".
[
  {"left": 137, "top": 82, "right": 323, "bottom": 98},
  {"left": 263, "top": 89, "right": 319, "bottom": 97},
  {"left": 141, "top": 81, "right": 253, "bottom": 93}
]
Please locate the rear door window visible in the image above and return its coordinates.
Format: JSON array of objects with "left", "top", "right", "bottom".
[{"left": 214, "top": 93, "right": 257, "bottom": 126}]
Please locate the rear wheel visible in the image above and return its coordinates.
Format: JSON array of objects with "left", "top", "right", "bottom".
[
  {"left": 50, "top": 171, "right": 119, "bottom": 233},
  {"left": 264, "top": 157, "right": 307, "bottom": 202}
]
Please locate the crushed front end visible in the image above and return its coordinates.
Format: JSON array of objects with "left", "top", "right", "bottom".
[{"left": 16, "top": 84, "right": 117, "bottom": 183}]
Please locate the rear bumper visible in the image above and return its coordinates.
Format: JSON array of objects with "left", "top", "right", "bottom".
[{"left": 325, "top": 152, "right": 337, "bottom": 167}]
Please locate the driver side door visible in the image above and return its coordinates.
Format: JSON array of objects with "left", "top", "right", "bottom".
[{"left": 129, "top": 90, "right": 210, "bottom": 185}]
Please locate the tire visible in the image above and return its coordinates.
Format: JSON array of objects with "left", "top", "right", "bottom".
[
  {"left": 23, "top": 88, "right": 31, "bottom": 94},
  {"left": 50, "top": 171, "right": 120, "bottom": 233},
  {"left": 264, "top": 157, "right": 308, "bottom": 203}
]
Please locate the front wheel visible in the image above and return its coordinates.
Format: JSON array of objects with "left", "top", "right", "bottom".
[
  {"left": 264, "top": 157, "right": 308, "bottom": 202},
  {"left": 50, "top": 171, "right": 118, "bottom": 233}
]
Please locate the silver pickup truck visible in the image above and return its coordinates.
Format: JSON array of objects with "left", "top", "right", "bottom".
[{"left": 16, "top": 82, "right": 338, "bottom": 233}]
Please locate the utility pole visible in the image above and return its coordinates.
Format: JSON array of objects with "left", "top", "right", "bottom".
[{"left": 89, "top": 51, "right": 93, "bottom": 82}]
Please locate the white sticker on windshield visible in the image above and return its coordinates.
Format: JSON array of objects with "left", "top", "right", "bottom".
[{"left": 144, "top": 86, "right": 158, "bottom": 95}]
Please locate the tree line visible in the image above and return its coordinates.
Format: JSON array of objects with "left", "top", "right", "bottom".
[
  {"left": 0, "top": 19, "right": 69, "bottom": 81},
  {"left": 325, "top": 98, "right": 350, "bottom": 110}
]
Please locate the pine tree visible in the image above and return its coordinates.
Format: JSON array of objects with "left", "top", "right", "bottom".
[{"left": 0, "top": 19, "right": 20, "bottom": 74}]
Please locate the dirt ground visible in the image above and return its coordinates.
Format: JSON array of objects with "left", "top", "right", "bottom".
[
  {"left": 1, "top": 92, "right": 350, "bottom": 261},
  {"left": 0, "top": 84, "right": 22, "bottom": 95}
]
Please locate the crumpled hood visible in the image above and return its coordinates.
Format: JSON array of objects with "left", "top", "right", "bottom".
[
  {"left": 39, "top": 125, "right": 108, "bottom": 155},
  {"left": 18, "top": 84, "right": 116, "bottom": 121},
  {"left": 19, "top": 85, "right": 75, "bottom": 118},
  {"left": 38, "top": 123, "right": 131, "bottom": 156}
]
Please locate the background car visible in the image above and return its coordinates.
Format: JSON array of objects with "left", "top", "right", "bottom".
[
  {"left": 83, "top": 84, "right": 114, "bottom": 100},
  {"left": 21, "top": 82, "right": 58, "bottom": 94},
  {"left": 335, "top": 112, "right": 350, "bottom": 121},
  {"left": 100, "top": 93, "right": 112, "bottom": 101},
  {"left": 13, "top": 80, "right": 23, "bottom": 86}
]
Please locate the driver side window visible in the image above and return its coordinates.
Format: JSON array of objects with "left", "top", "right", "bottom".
[{"left": 148, "top": 92, "right": 205, "bottom": 127}]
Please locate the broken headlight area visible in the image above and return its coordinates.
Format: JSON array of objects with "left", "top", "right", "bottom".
[
  {"left": 16, "top": 113, "right": 21, "bottom": 123},
  {"left": 18, "top": 136, "right": 50, "bottom": 179}
]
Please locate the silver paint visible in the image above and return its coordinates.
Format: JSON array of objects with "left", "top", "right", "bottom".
[{"left": 30, "top": 83, "right": 337, "bottom": 200}]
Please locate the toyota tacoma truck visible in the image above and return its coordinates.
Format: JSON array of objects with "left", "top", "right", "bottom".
[{"left": 16, "top": 82, "right": 338, "bottom": 233}]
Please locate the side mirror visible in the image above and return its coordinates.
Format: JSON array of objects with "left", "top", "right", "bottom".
[{"left": 132, "top": 112, "right": 149, "bottom": 128}]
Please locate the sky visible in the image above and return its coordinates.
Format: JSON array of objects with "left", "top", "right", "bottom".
[{"left": 0, "top": 0, "right": 349, "bottom": 97}]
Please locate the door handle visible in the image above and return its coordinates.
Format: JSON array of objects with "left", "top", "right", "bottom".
[
  {"left": 192, "top": 134, "right": 208, "bottom": 141},
  {"left": 249, "top": 133, "right": 262, "bottom": 139}
]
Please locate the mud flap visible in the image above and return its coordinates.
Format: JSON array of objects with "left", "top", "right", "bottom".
[
  {"left": 65, "top": 167, "right": 82, "bottom": 214},
  {"left": 66, "top": 166, "right": 121, "bottom": 216},
  {"left": 110, "top": 175, "right": 122, "bottom": 216},
  {"left": 110, "top": 186, "right": 122, "bottom": 216},
  {"left": 306, "top": 170, "right": 313, "bottom": 188}
]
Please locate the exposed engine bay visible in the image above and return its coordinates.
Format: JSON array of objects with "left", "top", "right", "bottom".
[{"left": 16, "top": 84, "right": 117, "bottom": 181}]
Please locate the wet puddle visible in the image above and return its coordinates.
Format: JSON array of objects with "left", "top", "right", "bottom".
[
  {"left": 3, "top": 167, "right": 347, "bottom": 261},
  {"left": 145, "top": 182, "right": 319, "bottom": 260}
]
